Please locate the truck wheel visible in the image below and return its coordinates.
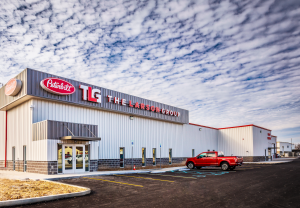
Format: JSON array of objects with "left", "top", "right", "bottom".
[
  {"left": 196, "top": 167, "right": 202, "bottom": 169},
  {"left": 221, "top": 162, "right": 229, "bottom": 171},
  {"left": 187, "top": 162, "right": 195, "bottom": 169}
]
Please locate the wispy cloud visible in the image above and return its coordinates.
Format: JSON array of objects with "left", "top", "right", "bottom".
[{"left": 0, "top": 0, "right": 299, "bottom": 141}]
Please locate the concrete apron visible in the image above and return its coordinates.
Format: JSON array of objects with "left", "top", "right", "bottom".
[
  {"left": 0, "top": 180, "right": 91, "bottom": 207},
  {"left": 0, "top": 166, "right": 187, "bottom": 181}
]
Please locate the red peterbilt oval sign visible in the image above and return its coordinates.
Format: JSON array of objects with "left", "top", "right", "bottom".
[
  {"left": 40, "top": 77, "right": 75, "bottom": 95},
  {"left": 5, "top": 78, "right": 22, "bottom": 96}
]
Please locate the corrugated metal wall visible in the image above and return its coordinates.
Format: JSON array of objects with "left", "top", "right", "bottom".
[
  {"left": 0, "top": 111, "right": 6, "bottom": 160},
  {"left": 31, "top": 99, "right": 218, "bottom": 161},
  {"left": 218, "top": 126, "right": 254, "bottom": 156},
  {"left": 6, "top": 100, "right": 48, "bottom": 161},
  {"left": 183, "top": 125, "right": 218, "bottom": 157},
  {"left": 253, "top": 127, "right": 271, "bottom": 156}
]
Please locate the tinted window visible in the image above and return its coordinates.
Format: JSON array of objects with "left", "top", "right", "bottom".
[
  {"left": 207, "top": 153, "right": 216, "bottom": 157},
  {"left": 198, "top": 153, "right": 207, "bottom": 158}
]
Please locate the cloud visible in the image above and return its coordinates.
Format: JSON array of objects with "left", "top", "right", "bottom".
[{"left": 0, "top": 0, "right": 299, "bottom": 142}]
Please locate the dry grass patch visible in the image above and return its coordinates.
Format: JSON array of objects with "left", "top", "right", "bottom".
[{"left": 0, "top": 179, "right": 86, "bottom": 201}]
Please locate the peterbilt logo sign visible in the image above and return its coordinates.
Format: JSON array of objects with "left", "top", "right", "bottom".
[
  {"left": 5, "top": 78, "right": 22, "bottom": 96},
  {"left": 40, "top": 78, "right": 75, "bottom": 95}
]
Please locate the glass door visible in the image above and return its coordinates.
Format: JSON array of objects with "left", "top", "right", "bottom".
[
  {"left": 63, "top": 144, "right": 85, "bottom": 174},
  {"left": 75, "top": 146, "right": 85, "bottom": 173}
]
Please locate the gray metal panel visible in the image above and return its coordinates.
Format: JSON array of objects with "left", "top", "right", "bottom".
[
  {"left": 47, "top": 120, "right": 98, "bottom": 140},
  {"left": 0, "top": 69, "right": 27, "bottom": 109},
  {"left": 26, "top": 68, "right": 189, "bottom": 124}
]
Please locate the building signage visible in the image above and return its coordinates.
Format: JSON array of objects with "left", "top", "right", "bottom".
[
  {"left": 40, "top": 78, "right": 76, "bottom": 95},
  {"left": 78, "top": 86, "right": 179, "bottom": 116},
  {"left": 79, "top": 85, "right": 101, "bottom": 103},
  {"left": 267, "top": 133, "right": 271, "bottom": 140},
  {"left": 5, "top": 78, "right": 22, "bottom": 96}
]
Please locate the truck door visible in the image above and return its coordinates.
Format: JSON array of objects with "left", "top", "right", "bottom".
[
  {"left": 205, "top": 153, "right": 218, "bottom": 166},
  {"left": 195, "top": 153, "right": 207, "bottom": 166}
]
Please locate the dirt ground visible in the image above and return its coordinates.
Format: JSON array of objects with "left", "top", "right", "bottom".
[
  {"left": 0, "top": 179, "right": 85, "bottom": 201},
  {"left": 15, "top": 158, "right": 300, "bottom": 208}
]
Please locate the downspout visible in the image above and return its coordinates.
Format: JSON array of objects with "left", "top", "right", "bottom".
[{"left": 5, "top": 111, "right": 7, "bottom": 167}]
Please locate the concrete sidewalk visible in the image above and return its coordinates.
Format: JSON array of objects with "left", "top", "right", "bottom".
[
  {"left": 0, "top": 166, "right": 187, "bottom": 181},
  {"left": 244, "top": 157, "right": 299, "bottom": 164}
]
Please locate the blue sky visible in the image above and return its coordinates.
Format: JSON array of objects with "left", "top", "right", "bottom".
[{"left": 0, "top": 0, "right": 299, "bottom": 143}]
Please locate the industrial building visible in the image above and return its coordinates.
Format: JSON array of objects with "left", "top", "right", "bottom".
[{"left": 0, "top": 68, "right": 277, "bottom": 175}]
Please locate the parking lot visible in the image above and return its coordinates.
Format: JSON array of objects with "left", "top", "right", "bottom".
[{"left": 17, "top": 159, "right": 300, "bottom": 208}]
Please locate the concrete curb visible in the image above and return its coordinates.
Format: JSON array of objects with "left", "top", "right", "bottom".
[
  {"left": 44, "top": 170, "right": 151, "bottom": 181},
  {"left": 243, "top": 161, "right": 292, "bottom": 164},
  {"left": 0, "top": 180, "right": 90, "bottom": 207}
]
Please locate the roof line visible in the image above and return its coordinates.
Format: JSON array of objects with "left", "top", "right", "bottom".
[
  {"left": 189, "top": 123, "right": 219, "bottom": 130},
  {"left": 189, "top": 123, "right": 272, "bottom": 131}
]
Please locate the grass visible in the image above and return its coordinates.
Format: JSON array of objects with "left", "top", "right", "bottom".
[{"left": 0, "top": 178, "right": 86, "bottom": 201}]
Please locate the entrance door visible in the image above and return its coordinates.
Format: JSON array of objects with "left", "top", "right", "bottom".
[{"left": 63, "top": 144, "right": 85, "bottom": 174}]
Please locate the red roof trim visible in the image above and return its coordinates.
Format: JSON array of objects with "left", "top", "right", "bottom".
[
  {"left": 189, "top": 123, "right": 272, "bottom": 131},
  {"left": 189, "top": 123, "right": 219, "bottom": 130},
  {"left": 271, "top": 135, "right": 277, "bottom": 137},
  {"left": 218, "top": 124, "right": 254, "bottom": 130}
]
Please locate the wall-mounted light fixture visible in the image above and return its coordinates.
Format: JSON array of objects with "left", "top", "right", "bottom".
[
  {"left": 130, "top": 116, "right": 134, "bottom": 120},
  {"left": 199, "top": 128, "right": 202, "bottom": 131}
]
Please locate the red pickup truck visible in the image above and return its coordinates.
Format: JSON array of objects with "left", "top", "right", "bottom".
[{"left": 186, "top": 151, "right": 243, "bottom": 171}]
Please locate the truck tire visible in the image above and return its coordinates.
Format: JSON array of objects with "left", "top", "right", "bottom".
[
  {"left": 187, "top": 162, "right": 195, "bottom": 169},
  {"left": 221, "top": 162, "right": 229, "bottom": 171}
]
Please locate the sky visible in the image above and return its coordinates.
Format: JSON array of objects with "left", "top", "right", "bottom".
[{"left": 0, "top": 0, "right": 299, "bottom": 143}]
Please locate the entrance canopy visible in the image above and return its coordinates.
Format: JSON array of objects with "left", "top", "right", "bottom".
[
  {"left": 61, "top": 136, "right": 101, "bottom": 141},
  {"left": 32, "top": 120, "right": 100, "bottom": 141}
]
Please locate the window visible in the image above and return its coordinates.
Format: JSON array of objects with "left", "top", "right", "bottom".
[
  {"left": 169, "top": 149, "right": 172, "bottom": 164},
  {"left": 287, "top": 146, "right": 289, "bottom": 148},
  {"left": 23, "top": 146, "right": 27, "bottom": 172},
  {"left": 142, "top": 148, "right": 146, "bottom": 166},
  {"left": 192, "top": 149, "right": 195, "bottom": 157},
  {"left": 120, "top": 148, "right": 125, "bottom": 168},
  {"left": 207, "top": 153, "right": 216, "bottom": 157},
  {"left": 58, "top": 144, "right": 62, "bottom": 173},
  {"left": 85, "top": 145, "right": 89, "bottom": 172},
  {"left": 198, "top": 153, "right": 207, "bottom": 158},
  {"left": 153, "top": 148, "right": 156, "bottom": 166},
  {"left": 12, "top": 147, "right": 15, "bottom": 171}
]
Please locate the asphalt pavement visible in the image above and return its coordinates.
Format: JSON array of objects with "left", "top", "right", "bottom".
[{"left": 15, "top": 158, "right": 300, "bottom": 208}]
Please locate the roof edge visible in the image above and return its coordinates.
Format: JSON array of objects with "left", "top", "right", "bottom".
[{"left": 189, "top": 123, "right": 219, "bottom": 130}]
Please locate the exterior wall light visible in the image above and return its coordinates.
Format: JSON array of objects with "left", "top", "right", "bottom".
[
  {"left": 130, "top": 116, "right": 134, "bottom": 120},
  {"left": 199, "top": 128, "right": 202, "bottom": 131}
]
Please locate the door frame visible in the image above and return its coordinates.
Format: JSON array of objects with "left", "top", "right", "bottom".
[{"left": 62, "top": 144, "right": 85, "bottom": 174}]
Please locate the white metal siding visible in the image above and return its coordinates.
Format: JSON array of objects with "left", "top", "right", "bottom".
[
  {"left": 32, "top": 99, "right": 218, "bottom": 161},
  {"left": 253, "top": 127, "right": 272, "bottom": 156},
  {"left": 218, "top": 126, "right": 254, "bottom": 156},
  {"left": 183, "top": 125, "right": 218, "bottom": 157},
  {"left": 0, "top": 111, "right": 6, "bottom": 161},
  {"left": 6, "top": 100, "right": 48, "bottom": 161},
  {"left": 277, "top": 142, "right": 292, "bottom": 153}
]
